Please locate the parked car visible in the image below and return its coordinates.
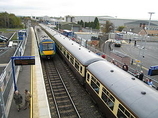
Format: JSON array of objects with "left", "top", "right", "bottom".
[
  {"left": 114, "top": 40, "right": 121, "bottom": 47},
  {"left": 0, "top": 37, "right": 6, "bottom": 42},
  {"left": 0, "top": 35, "right": 8, "bottom": 42}
]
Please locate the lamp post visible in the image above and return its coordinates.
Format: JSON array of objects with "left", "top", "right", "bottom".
[
  {"left": 71, "top": 24, "right": 73, "bottom": 32},
  {"left": 139, "top": 12, "right": 155, "bottom": 71},
  {"left": 148, "top": 12, "right": 155, "bottom": 31}
]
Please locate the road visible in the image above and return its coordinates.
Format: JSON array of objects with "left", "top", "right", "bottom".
[
  {"left": 111, "top": 40, "right": 158, "bottom": 83},
  {"left": 113, "top": 40, "right": 158, "bottom": 70}
]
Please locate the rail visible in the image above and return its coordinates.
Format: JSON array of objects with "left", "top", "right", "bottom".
[{"left": 42, "top": 60, "right": 81, "bottom": 118}]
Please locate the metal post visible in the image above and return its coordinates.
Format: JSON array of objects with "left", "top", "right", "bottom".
[
  {"left": 11, "top": 58, "right": 18, "bottom": 91},
  {"left": 139, "top": 12, "right": 155, "bottom": 71},
  {"left": 71, "top": 24, "right": 73, "bottom": 32},
  {"left": 148, "top": 12, "right": 155, "bottom": 31}
]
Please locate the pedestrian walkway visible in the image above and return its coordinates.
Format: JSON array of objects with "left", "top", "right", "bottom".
[{"left": 8, "top": 29, "right": 32, "bottom": 118}]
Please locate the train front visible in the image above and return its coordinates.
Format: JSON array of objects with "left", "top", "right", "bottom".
[{"left": 39, "top": 39, "right": 56, "bottom": 59}]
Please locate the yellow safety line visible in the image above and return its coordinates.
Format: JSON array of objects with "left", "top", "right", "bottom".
[
  {"left": 30, "top": 27, "right": 34, "bottom": 118},
  {"left": 30, "top": 65, "right": 33, "bottom": 118}
]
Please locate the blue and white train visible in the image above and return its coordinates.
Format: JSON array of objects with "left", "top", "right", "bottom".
[
  {"left": 40, "top": 24, "right": 158, "bottom": 118},
  {"left": 35, "top": 26, "right": 56, "bottom": 59}
]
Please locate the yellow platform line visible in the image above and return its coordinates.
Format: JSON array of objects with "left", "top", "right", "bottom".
[{"left": 30, "top": 27, "right": 35, "bottom": 118}]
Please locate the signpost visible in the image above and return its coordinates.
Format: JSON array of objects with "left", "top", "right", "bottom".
[{"left": 11, "top": 56, "right": 35, "bottom": 91}]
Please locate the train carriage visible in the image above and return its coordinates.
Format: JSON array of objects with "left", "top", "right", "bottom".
[
  {"left": 40, "top": 24, "right": 158, "bottom": 118},
  {"left": 39, "top": 38, "right": 56, "bottom": 59},
  {"left": 86, "top": 60, "right": 158, "bottom": 118},
  {"left": 53, "top": 33, "right": 104, "bottom": 84}
]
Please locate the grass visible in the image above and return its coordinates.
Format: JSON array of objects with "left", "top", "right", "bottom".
[
  {"left": 0, "top": 28, "right": 25, "bottom": 40},
  {"left": 0, "top": 28, "right": 22, "bottom": 33}
]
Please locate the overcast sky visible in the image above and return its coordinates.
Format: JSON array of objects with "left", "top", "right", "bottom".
[{"left": 0, "top": 0, "right": 157, "bottom": 20}]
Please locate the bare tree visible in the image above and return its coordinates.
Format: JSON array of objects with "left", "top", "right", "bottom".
[{"left": 101, "top": 20, "right": 114, "bottom": 34}]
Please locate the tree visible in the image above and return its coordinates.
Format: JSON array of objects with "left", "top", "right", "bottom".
[
  {"left": 101, "top": 20, "right": 114, "bottom": 34},
  {"left": 77, "top": 17, "right": 100, "bottom": 29},
  {"left": 80, "top": 20, "right": 84, "bottom": 27},
  {"left": 93, "top": 17, "right": 100, "bottom": 29},
  {"left": 0, "top": 12, "right": 23, "bottom": 28},
  {"left": 117, "top": 26, "right": 125, "bottom": 32}
]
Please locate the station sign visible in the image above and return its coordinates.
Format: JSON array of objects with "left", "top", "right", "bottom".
[{"left": 11, "top": 56, "right": 35, "bottom": 65}]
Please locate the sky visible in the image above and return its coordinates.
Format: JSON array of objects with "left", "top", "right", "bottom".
[{"left": 0, "top": 0, "right": 157, "bottom": 20}]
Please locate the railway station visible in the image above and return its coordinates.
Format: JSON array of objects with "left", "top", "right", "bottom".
[{"left": 0, "top": 24, "right": 158, "bottom": 118}]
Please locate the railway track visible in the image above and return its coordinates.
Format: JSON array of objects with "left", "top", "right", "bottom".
[
  {"left": 42, "top": 59, "right": 81, "bottom": 118},
  {"left": 41, "top": 54, "right": 104, "bottom": 118}
]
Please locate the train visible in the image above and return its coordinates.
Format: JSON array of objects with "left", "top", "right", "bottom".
[
  {"left": 40, "top": 24, "right": 158, "bottom": 118},
  {"left": 35, "top": 26, "right": 56, "bottom": 59}
]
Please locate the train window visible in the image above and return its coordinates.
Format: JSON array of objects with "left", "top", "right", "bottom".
[
  {"left": 101, "top": 88, "right": 115, "bottom": 111},
  {"left": 86, "top": 73, "right": 90, "bottom": 82},
  {"left": 63, "top": 49, "right": 66, "bottom": 55},
  {"left": 96, "top": 81, "right": 100, "bottom": 86},
  {"left": 80, "top": 66, "right": 83, "bottom": 73},
  {"left": 67, "top": 52, "right": 70, "bottom": 59},
  {"left": 59, "top": 46, "right": 62, "bottom": 50},
  {"left": 107, "top": 99, "right": 114, "bottom": 110},
  {"left": 117, "top": 104, "right": 134, "bottom": 118},
  {"left": 91, "top": 77, "right": 96, "bottom": 82},
  {"left": 102, "top": 88, "right": 107, "bottom": 94},
  {"left": 119, "top": 104, "right": 125, "bottom": 112},
  {"left": 91, "top": 81, "right": 99, "bottom": 93},
  {"left": 42, "top": 43, "right": 53, "bottom": 50},
  {"left": 102, "top": 88, "right": 109, "bottom": 96},
  {"left": 75, "top": 61, "right": 79, "bottom": 71},
  {"left": 131, "top": 115, "right": 134, "bottom": 118},
  {"left": 70, "top": 55, "right": 74, "bottom": 64},
  {"left": 101, "top": 93, "right": 114, "bottom": 110},
  {"left": 117, "top": 109, "right": 127, "bottom": 118},
  {"left": 110, "top": 95, "right": 115, "bottom": 102},
  {"left": 125, "top": 110, "right": 130, "bottom": 117},
  {"left": 102, "top": 93, "right": 108, "bottom": 103}
]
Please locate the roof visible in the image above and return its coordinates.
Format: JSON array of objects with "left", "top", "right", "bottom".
[
  {"left": 125, "top": 20, "right": 158, "bottom": 26},
  {"left": 54, "top": 34, "right": 104, "bottom": 65},
  {"left": 87, "top": 60, "right": 158, "bottom": 118}
]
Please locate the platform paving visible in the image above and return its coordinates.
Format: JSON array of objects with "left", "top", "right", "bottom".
[{"left": 8, "top": 29, "right": 32, "bottom": 118}]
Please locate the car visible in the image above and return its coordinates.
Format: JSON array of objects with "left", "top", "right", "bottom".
[
  {"left": 114, "top": 40, "right": 121, "bottom": 47},
  {"left": 0, "top": 37, "right": 7, "bottom": 42},
  {"left": 0, "top": 35, "right": 8, "bottom": 40}
]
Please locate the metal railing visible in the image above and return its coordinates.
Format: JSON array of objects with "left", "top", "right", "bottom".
[{"left": 0, "top": 28, "right": 29, "bottom": 118}]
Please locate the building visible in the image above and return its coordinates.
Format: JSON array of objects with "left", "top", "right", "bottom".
[
  {"left": 73, "top": 15, "right": 158, "bottom": 29},
  {"left": 59, "top": 22, "right": 82, "bottom": 32}
]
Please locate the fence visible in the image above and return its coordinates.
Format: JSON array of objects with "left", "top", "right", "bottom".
[{"left": 0, "top": 28, "right": 28, "bottom": 118}]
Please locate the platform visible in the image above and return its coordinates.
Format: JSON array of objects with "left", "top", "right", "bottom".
[{"left": 8, "top": 27, "right": 51, "bottom": 118}]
